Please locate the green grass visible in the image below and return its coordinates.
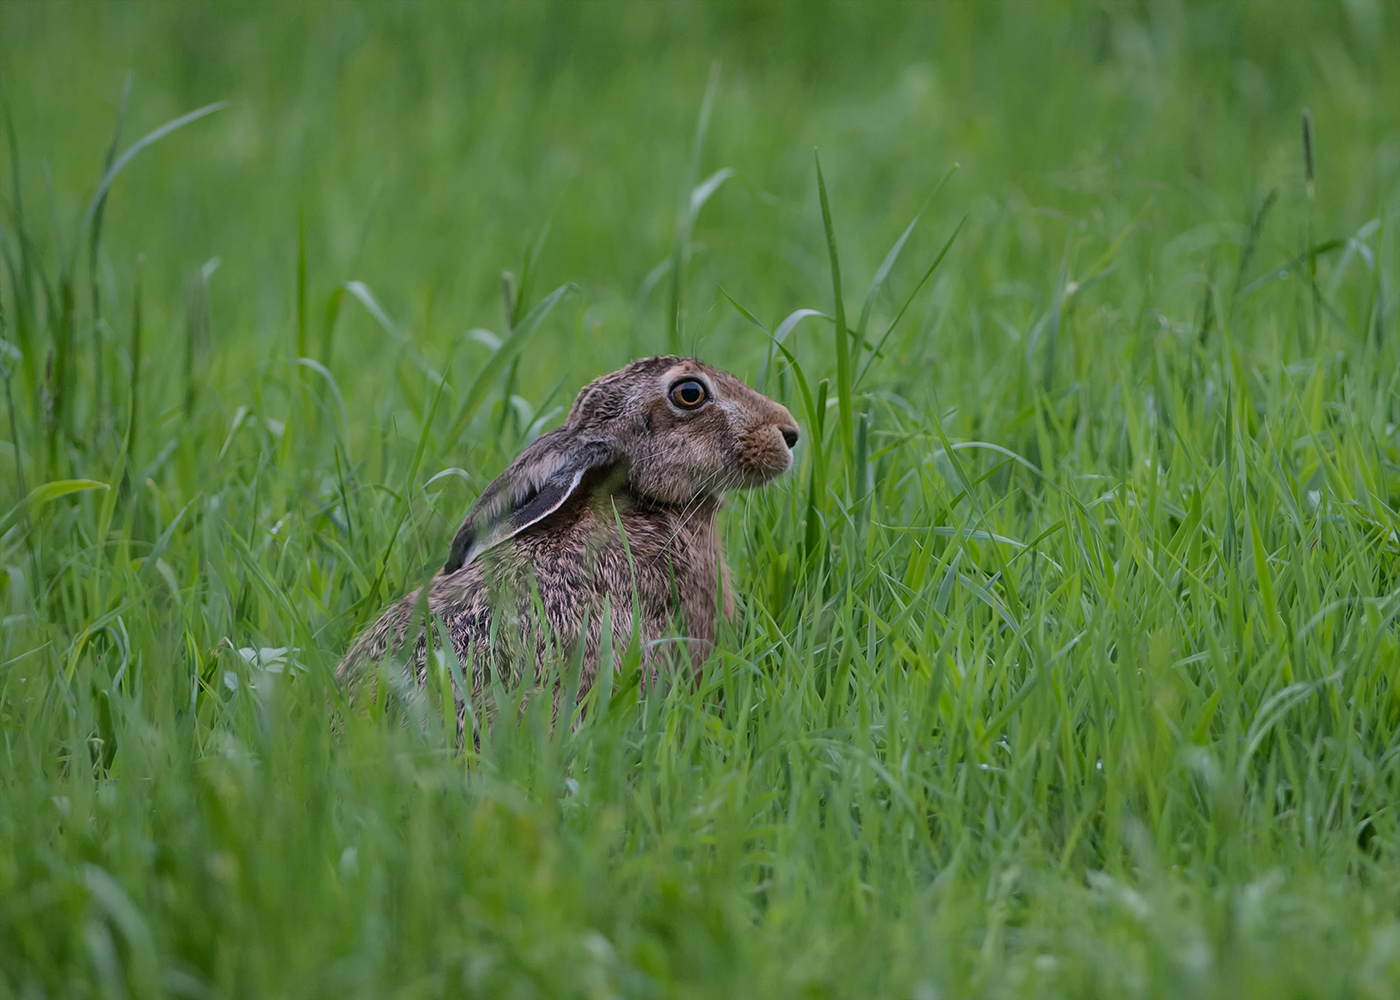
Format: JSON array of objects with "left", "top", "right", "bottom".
[{"left": 3, "top": 3, "right": 1400, "bottom": 997}]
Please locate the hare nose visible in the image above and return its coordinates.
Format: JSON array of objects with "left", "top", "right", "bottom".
[{"left": 781, "top": 426, "right": 800, "bottom": 449}]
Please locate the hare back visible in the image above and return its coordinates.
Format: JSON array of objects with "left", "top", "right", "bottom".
[{"left": 339, "top": 480, "right": 732, "bottom": 702}]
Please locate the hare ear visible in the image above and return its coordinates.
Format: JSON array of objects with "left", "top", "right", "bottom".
[{"left": 443, "top": 437, "right": 614, "bottom": 573}]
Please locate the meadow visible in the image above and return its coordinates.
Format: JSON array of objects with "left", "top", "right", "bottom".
[{"left": 2, "top": 3, "right": 1400, "bottom": 997}]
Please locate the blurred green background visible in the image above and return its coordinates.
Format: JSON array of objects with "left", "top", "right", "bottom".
[
  {"left": 4, "top": 1, "right": 1394, "bottom": 424},
  {"left": 3, "top": 3, "right": 1400, "bottom": 998}
]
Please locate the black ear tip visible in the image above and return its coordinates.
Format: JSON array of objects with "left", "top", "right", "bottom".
[{"left": 443, "top": 527, "right": 474, "bottom": 574}]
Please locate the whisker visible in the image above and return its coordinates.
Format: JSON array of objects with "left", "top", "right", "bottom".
[{"left": 647, "top": 465, "right": 733, "bottom": 566}]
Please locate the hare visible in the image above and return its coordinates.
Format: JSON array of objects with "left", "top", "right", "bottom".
[{"left": 338, "top": 355, "right": 800, "bottom": 711}]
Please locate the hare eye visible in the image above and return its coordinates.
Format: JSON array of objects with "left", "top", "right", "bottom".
[{"left": 669, "top": 379, "right": 707, "bottom": 410}]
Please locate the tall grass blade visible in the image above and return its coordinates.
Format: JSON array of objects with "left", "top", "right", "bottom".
[
  {"left": 446, "top": 282, "right": 576, "bottom": 441},
  {"left": 86, "top": 72, "right": 131, "bottom": 432},
  {"left": 1, "top": 98, "right": 39, "bottom": 397},
  {"left": 296, "top": 213, "right": 308, "bottom": 360},
  {"left": 1230, "top": 189, "right": 1278, "bottom": 308},
  {"left": 0, "top": 353, "right": 27, "bottom": 505},
  {"left": 341, "top": 280, "right": 441, "bottom": 384},
  {"left": 77, "top": 100, "right": 230, "bottom": 245},
  {"left": 120, "top": 264, "right": 142, "bottom": 496},
  {"left": 668, "top": 58, "right": 723, "bottom": 355},
  {"left": 856, "top": 214, "right": 965, "bottom": 389},
  {"left": 814, "top": 150, "right": 854, "bottom": 491},
  {"left": 1040, "top": 229, "right": 1072, "bottom": 394},
  {"left": 855, "top": 162, "right": 958, "bottom": 338},
  {"left": 0, "top": 477, "right": 108, "bottom": 538}
]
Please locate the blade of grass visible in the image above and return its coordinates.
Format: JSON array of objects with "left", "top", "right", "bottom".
[
  {"left": 669, "top": 58, "right": 723, "bottom": 355},
  {"left": 119, "top": 263, "right": 142, "bottom": 497},
  {"left": 86, "top": 72, "right": 131, "bottom": 435},
  {"left": 77, "top": 100, "right": 230, "bottom": 247},
  {"left": 0, "top": 478, "right": 109, "bottom": 538},
  {"left": 855, "top": 162, "right": 959, "bottom": 339},
  {"left": 446, "top": 282, "right": 576, "bottom": 442},
  {"left": 814, "top": 150, "right": 854, "bottom": 492},
  {"left": 856, "top": 215, "right": 966, "bottom": 390}
]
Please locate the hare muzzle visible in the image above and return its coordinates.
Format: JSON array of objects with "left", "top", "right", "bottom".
[{"left": 739, "top": 403, "right": 801, "bottom": 482}]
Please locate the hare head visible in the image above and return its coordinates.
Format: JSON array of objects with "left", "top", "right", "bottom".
[{"left": 444, "top": 356, "right": 800, "bottom": 572}]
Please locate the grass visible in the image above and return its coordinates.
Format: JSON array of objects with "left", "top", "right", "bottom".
[{"left": 3, "top": 3, "right": 1400, "bottom": 997}]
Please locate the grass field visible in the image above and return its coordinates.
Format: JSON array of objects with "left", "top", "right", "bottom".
[{"left": 3, "top": 3, "right": 1400, "bottom": 997}]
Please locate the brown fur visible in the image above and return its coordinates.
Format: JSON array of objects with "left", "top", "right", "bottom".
[{"left": 338, "top": 356, "right": 799, "bottom": 717}]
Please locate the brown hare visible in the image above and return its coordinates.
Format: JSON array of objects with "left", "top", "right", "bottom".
[{"left": 338, "top": 355, "right": 800, "bottom": 710}]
